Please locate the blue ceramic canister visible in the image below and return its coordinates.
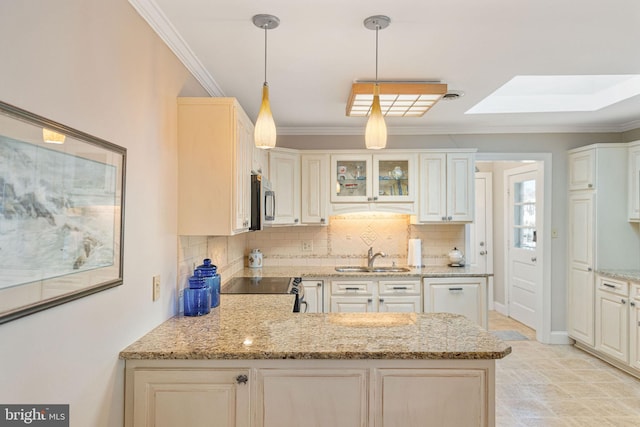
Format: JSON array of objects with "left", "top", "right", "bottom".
[
  {"left": 184, "top": 270, "right": 211, "bottom": 316},
  {"left": 196, "top": 258, "right": 220, "bottom": 308}
]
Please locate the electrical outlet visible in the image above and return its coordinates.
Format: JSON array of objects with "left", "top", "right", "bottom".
[
  {"left": 301, "top": 240, "right": 313, "bottom": 252},
  {"left": 152, "top": 275, "right": 160, "bottom": 301}
]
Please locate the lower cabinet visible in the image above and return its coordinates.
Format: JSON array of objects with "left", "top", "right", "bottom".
[
  {"left": 301, "top": 279, "right": 324, "bottom": 313},
  {"left": 256, "top": 369, "right": 368, "bottom": 427},
  {"left": 128, "top": 367, "right": 250, "bottom": 427},
  {"left": 375, "top": 368, "right": 488, "bottom": 427},
  {"left": 423, "top": 277, "right": 487, "bottom": 328},
  {"left": 125, "top": 359, "right": 495, "bottom": 427},
  {"left": 329, "top": 279, "right": 421, "bottom": 313},
  {"left": 595, "top": 276, "right": 629, "bottom": 363},
  {"left": 630, "top": 283, "right": 640, "bottom": 370}
]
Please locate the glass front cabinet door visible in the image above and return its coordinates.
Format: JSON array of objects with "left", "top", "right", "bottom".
[{"left": 331, "top": 154, "right": 416, "bottom": 204}]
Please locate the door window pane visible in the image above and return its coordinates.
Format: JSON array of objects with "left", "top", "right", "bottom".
[{"left": 513, "top": 179, "right": 536, "bottom": 249}]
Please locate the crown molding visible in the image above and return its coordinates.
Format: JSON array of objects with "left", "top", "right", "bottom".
[{"left": 128, "top": 0, "right": 225, "bottom": 97}]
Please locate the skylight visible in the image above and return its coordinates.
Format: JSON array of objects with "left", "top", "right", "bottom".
[{"left": 466, "top": 75, "right": 640, "bottom": 114}]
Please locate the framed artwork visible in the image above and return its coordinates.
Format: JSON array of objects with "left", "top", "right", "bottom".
[{"left": 0, "top": 101, "right": 126, "bottom": 324}]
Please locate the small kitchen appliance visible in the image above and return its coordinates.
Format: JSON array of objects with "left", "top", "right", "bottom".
[{"left": 448, "top": 247, "right": 465, "bottom": 267}]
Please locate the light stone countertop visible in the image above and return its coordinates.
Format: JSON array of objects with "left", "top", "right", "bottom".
[
  {"left": 596, "top": 269, "right": 640, "bottom": 282},
  {"left": 229, "top": 265, "right": 491, "bottom": 282},
  {"left": 120, "top": 294, "right": 511, "bottom": 361}
]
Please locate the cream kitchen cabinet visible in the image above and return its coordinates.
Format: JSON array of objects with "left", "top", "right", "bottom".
[
  {"left": 300, "top": 153, "right": 329, "bottom": 225},
  {"left": 630, "top": 283, "right": 640, "bottom": 370},
  {"left": 330, "top": 279, "right": 421, "bottom": 313},
  {"left": 178, "top": 97, "right": 254, "bottom": 235},
  {"left": 375, "top": 368, "right": 491, "bottom": 427},
  {"left": 269, "top": 149, "right": 300, "bottom": 226},
  {"left": 126, "top": 367, "right": 250, "bottom": 427},
  {"left": 567, "top": 191, "right": 596, "bottom": 346},
  {"left": 568, "top": 147, "right": 596, "bottom": 191},
  {"left": 301, "top": 279, "right": 324, "bottom": 313},
  {"left": 330, "top": 153, "right": 417, "bottom": 214},
  {"left": 330, "top": 279, "right": 377, "bottom": 312},
  {"left": 417, "top": 151, "right": 475, "bottom": 223},
  {"left": 377, "top": 279, "right": 422, "bottom": 312},
  {"left": 567, "top": 144, "right": 640, "bottom": 347},
  {"left": 423, "top": 277, "right": 487, "bottom": 328},
  {"left": 256, "top": 368, "right": 368, "bottom": 427},
  {"left": 629, "top": 141, "right": 640, "bottom": 221},
  {"left": 595, "top": 276, "right": 629, "bottom": 364}
]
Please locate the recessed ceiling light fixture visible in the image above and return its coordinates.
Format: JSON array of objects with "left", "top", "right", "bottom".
[
  {"left": 252, "top": 14, "right": 279, "bottom": 149},
  {"left": 467, "top": 75, "right": 640, "bottom": 114},
  {"left": 347, "top": 82, "right": 448, "bottom": 117}
]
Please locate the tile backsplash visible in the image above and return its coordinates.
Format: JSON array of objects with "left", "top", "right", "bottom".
[{"left": 177, "top": 214, "right": 465, "bottom": 301}]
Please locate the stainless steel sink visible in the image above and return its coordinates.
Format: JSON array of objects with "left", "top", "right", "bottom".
[
  {"left": 334, "top": 266, "right": 411, "bottom": 273},
  {"left": 334, "top": 266, "right": 371, "bottom": 272},
  {"left": 369, "top": 267, "right": 411, "bottom": 272}
]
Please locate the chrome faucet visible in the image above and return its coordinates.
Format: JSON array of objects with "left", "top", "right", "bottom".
[{"left": 367, "top": 247, "right": 387, "bottom": 268}]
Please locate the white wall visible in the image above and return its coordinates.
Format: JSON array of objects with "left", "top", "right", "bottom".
[{"left": 0, "top": 1, "right": 206, "bottom": 425}]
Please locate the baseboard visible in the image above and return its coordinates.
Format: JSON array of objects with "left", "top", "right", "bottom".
[
  {"left": 548, "top": 331, "right": 571, "bottom": 345},
  {"left": 493, "top": 302, "right": 507, "bottom": 316}
]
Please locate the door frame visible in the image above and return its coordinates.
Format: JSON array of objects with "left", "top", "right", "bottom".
[{"left": 476, "top": 153, "right": 552, "bottom": 344}]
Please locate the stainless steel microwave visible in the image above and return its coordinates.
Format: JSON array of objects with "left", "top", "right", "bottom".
[{"left": 250, "top": 174, "right": 275, "bottom": 231}]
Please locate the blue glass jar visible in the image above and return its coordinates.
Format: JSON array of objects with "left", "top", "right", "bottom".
[
  {"left": 196, "top": 258, "right": 220, "bottom": 308},
  {"left": 184, "top": 270, "right": 211, "bottom": 316}
]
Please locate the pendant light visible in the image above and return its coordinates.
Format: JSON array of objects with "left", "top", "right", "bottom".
[
  {"left": 364, "top": 15, "right": 390, "bottom": 150},
  {"left": 253, "top": 14, "right": 279, "bottom": 149}
]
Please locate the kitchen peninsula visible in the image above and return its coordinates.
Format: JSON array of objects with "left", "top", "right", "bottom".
[{"left": 121, "top": 293, "right": 510, "bottom": 427}]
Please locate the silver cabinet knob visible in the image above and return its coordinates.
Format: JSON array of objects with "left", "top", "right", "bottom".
[
  {"left": 588, "top": 267, "right": 593, "bottom": 272},
  {"left": 630, "top": 301, "right": 636, "bottom": 307},
  {"left": 448, "top": 216, "right": 453, "bottom": 220},
  {"left": 480, "top": 241, "right": 485, "bottom": 247},
  {"left": 236, "top": 374, "right": 248, "bottom": 385},
  {"left": 294, "top": 218, "right": 299, "bottom": 223},
  {"left": 320, "top": 218, "right": 326, "bottom": 223},
  {"left": 479, "top": 251, "right": 486, "bottom": 256},
  {"left": 441, "top": 216, "right": 447, "bottom": 221},
  {"left": 622, "top": 299, "right": 627, "bottom": 305},
  {"left": 317, "top": 282, "right": 322, "bottom": 287},
  {"left": 367, "top": 298, "right": 373, "bottom": 303},
  {"left": 588, "top": 183, "right": 593, "bottom": 188},
  {"left": 531, "top": 257, "right": 537, "bottom": 262},
  {"left": 379, "top": 298, "right": 384, "bottom": 303}
]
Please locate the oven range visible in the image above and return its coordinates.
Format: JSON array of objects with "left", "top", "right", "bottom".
[{"left": 221, "top": 276, "right": 305, "bottom": 312}]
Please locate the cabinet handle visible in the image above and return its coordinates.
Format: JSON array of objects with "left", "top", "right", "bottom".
[
  {"left": 602, "top": 283, "right": 616, "bottom": 289},
  {"left": 320, "top": 218, "right": 326, "bottom": 223},
  {"left": 317, "top": 282, "right": 322, "bottom": 287},
  {"left": 631, "top": 301, "right": 636, "bottom": 307},
  {"left": 236, "top": 374, "right": 248, "bottom": 385},
  {"left": 368, "top": 197, "right": 373, "bottom": 201},
  {"left": 379, "top": 298, "right": 384, "bottom": 303},
  {"left": 622, "top": 299, "right": 627, "bottom": 304},
  {"left": 441, "top": 216, "right": 447, "bottom": 221},
  {"left": 373, "top": 196, "right": 378, "bottom": 201},
  {"left": 392, "top": 286, "right": 408, "bottom": 290},
  {"left": 479, "top": 251, "right": 486, "bottom": 256},
  {"left": 449, "top": 287, "right": 463, "bottom": 291},
  {"left": 531, "top": 257, "right": 537, "bottom": 262},
  {"left": 367, "top": 298, "right": 373, "bottom": 303},
  {"left": 294, "top": 218, "right": 299, "bottom": 223},
  {"left": 588, "top": 183, "right": 593, "bottom": 188},
  {"left": 587, "top": 267, "right": 593, "bottom": 272},
  {"left": 345, "top": 287, "right": 360, "bottom": 291},
  {"left": 448, "top": 216, "right": 453, "bottom": 220}
]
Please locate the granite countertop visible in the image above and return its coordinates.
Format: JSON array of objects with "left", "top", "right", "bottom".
[
  {"left": 120, "top": 294, "right": 511, "bottom": 361},
  {"left": 596, "top": 269, "right": 640, "bottom": 282},
  {"left": 231, "top": 265, "right": 491, "bottom": 281}
]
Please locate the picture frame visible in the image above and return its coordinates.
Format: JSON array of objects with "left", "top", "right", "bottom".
[{"left": 0, "top": 101, "right": 126, "bottom": 324}]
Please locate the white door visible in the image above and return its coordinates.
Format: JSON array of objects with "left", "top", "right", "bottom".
[
  {"left": 467, "top": 173, "right": 493, "bottom": 274},
  {"left": 506, "top": 164, "right": 543, "bottom": 329}
]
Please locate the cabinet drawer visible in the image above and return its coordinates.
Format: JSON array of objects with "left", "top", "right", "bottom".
[
  {"left": 378, "top": 280, "right": 421, "bottom": 295},
  {"left": 597, "top": 276, "right": 629, "bottom": 297},
  {"left": 331, "top": 280, "right": 375, "bottom": 295}
]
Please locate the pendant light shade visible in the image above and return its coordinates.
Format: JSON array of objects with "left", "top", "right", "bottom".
[
  {"left": 364, "top": 15, "right": 390, "bottom": 150},
  {"left": 365, "top": 84, "right": 387, "bottom": 149},
  {"left": 253, "top": 14, "right": 279, "bottom": 150},
  {"left": 255, "top": 83, "right": 276, "bottom": 149}
]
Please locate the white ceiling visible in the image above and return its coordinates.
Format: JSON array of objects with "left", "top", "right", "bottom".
[{"left": 131, "top": 0, "right": 640, "bottom": 135}]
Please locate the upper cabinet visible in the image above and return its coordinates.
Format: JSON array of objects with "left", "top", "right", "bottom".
[
  {"left": 301, "top": 154, "right": 329, "bottom": 225},
  {"left": 568, "top": 148, "right": 596, "bottom": 191},
  {"left": 417, "top": 152, "right": 475, "bottom": 223},
  {"left": 629, "top": 141, "right": 640, "bottom": 222},
  {"left": 177, "top": 98, "right": 254, "bottom": 236},
  {"left": 330, "top": 153, "right": 417, "bottom": 214},
  {"left": 269, "top": 149, "right": 301, "bottom": 226}
]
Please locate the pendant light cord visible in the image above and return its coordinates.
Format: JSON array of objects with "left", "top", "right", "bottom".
[
  {"left": 375, "top": 25, "right": 379, "bottom": 83},
  {"left": 264, "top": 25, "right": 268, "bottom": 84}
]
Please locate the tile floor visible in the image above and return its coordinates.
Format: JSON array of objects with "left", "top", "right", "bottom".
[{"left": 490, "top": 311, "right": 640, "bottom": 426}]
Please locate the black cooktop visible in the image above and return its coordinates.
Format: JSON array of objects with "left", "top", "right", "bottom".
[{"left": 221, "top": 276, "right": 291, "bottom": 294}]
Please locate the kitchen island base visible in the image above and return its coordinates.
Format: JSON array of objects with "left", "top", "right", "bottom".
[{"left": 125, "top": 358, "right": 495, "bottom": 427}]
